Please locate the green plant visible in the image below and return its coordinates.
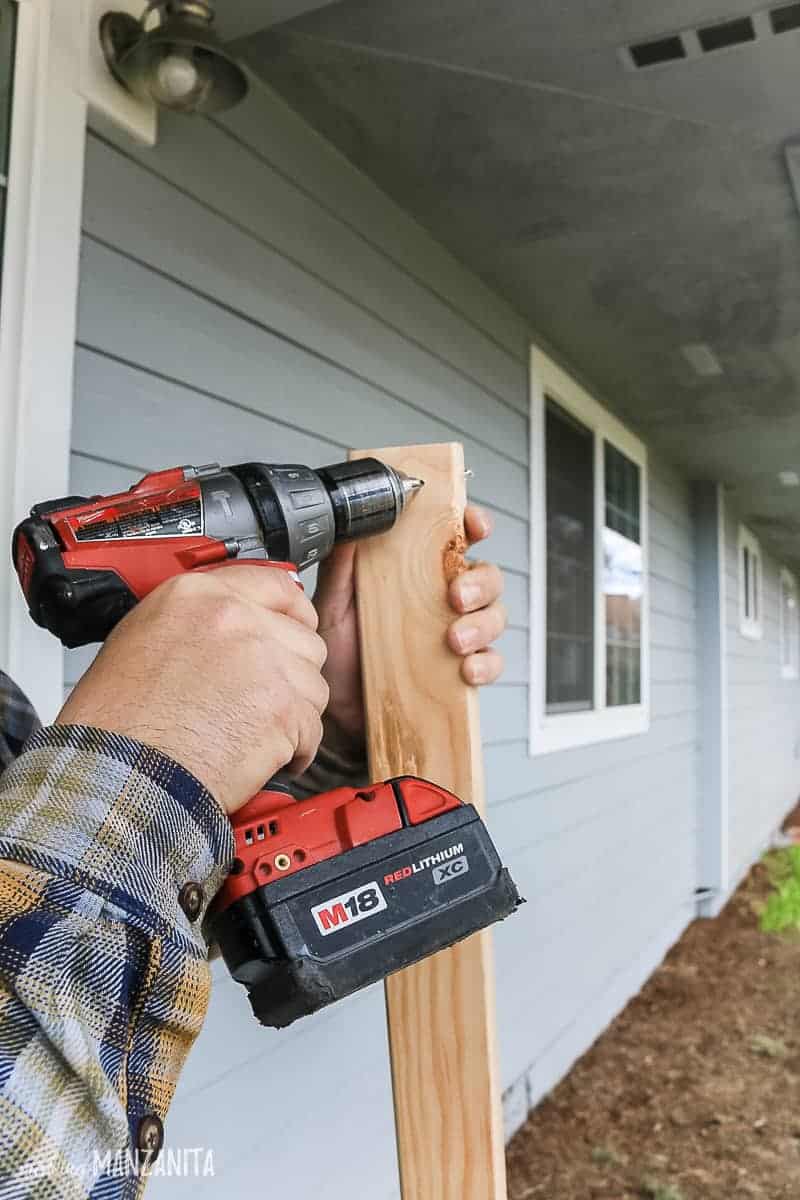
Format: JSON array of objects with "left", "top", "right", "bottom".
[
  {"left": 759, "top": 847, "right": 800, "bottom": 933},
  {"left": 640, "top": 1179, "right": 685, "bottom": 1200},
  {"left": 750, "top": 1033, "right": 788, "bottom": 1059},
  {"left": 591, "top": 1145, "right": 623, "bottom": 1166}
]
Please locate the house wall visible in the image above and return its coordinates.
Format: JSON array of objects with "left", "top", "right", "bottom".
[
  {"left": 724, "top": 502, "right": 800, "bottom": 889},
  {"left": 70, "top": 79, "right": 699, "bottom": 1198}
]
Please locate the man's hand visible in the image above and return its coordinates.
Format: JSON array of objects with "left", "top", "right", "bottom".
[
  {"left": 314, "top": 504, "right": 506, "bottom": 743},
  {"left": 57, "top": 568, "right": 328, "bottom": 814}
]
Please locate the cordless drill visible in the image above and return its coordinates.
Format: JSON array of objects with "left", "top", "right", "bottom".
[{"left": 13, "top": 458, "right": 520, "bottom": 1028}]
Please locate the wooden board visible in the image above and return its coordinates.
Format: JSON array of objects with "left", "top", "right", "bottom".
[{"left": 351, "top": 443, "right": 508, "bottom": 1200}]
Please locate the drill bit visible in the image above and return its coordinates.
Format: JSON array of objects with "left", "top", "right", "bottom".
[{"left": 397, "top": 472, "right": 425, "bottom": 510}]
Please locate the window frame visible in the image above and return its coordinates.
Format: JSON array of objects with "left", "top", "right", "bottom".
[
  {"left": 0, "top": 0, "right": 17, "bottom": 273},
  {"left": 737, "top": 525, "right": 763, "bottom": 641},
  {"left": 530, "top": 346, "right": 650, "bottom": 756},
  {"left": 779, "top": 566, "right": 799, "bottom": 680}
]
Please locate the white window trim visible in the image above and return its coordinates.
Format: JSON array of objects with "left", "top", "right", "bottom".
[
  {"left": 779, "top": 566, "right": 799, "bottom": 680},
  {"left": 0, "top": 0, "right": 86, "bottom": 719},
  {"left": 737, "top": 525, "right": 763, "bottom": 642},
  {"left": 529, "top": 346, "right": 650, "bottom": 756}
]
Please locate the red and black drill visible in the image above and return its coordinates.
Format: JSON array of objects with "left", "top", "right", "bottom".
[{"left": 13, "top": 457, "right": 520, "bottom": 1027}]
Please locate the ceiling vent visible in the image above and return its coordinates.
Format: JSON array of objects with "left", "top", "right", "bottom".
[
  {"left": 771, "top": 2, "right": 800, "bottom": 32},
  {"left": 629, "top": 35, "right": 687, "bottom": 68},
  {"left": 697, "top": 15, "right": 756, "bottom": 51},
  {"left": 624, "top": 5, "right": 800, "bottom": 70}
]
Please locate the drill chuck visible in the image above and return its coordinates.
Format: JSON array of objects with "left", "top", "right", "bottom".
[
  {"left": 318, "top": 458, "right": 423, "bottom": 542},
  {"left": 231, "top": 457, "right": 422, "bottom": 571}
]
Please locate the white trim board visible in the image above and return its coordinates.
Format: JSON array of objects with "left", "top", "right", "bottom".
[{"left": 0, "top": 0, "right": 86, "bottom": 718}]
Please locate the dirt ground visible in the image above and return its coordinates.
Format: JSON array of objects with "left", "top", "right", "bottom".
[{"left": 506, "top": 857, "right": 800, "bottom": 1199}]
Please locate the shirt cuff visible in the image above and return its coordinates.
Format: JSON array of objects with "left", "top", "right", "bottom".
[{"left": 0, "top": 724, "right": 234, "bottom": 947}]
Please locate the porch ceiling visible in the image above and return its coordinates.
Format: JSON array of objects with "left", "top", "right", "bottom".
[
  {"left": 233, "top": 1, "right": 800, "bottom": 565},
  {"left": 216, "top": 1, "right": 341, "bottom": 43}
]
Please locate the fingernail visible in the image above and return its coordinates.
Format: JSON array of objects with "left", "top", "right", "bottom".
[
  {"left": 457, "top": 583, "right": 481, "bottom": 609},
  {"left": 453, "top": 625, "right": 478, "bottom": 652},
  {"left": 474, "top": 508, "right": 492, "bottom": 536},
  {"left": 467, "top": 659, "right": 486, "bottom": 685}
]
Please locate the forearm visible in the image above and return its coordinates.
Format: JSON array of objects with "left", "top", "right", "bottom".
[{"left": 0, "top": 724, "right": 233, "bottom": 1198}]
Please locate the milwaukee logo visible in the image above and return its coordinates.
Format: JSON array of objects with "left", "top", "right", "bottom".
[
  {"left": 311, "top": 881, "right": 387, "bottom": 937},
  {"left": 383, "top": 842, "right": 465, "bottom": 887}
]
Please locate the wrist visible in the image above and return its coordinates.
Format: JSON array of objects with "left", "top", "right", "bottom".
[{"left": 54, "top": 710, "right": 290, "bottom": 818}]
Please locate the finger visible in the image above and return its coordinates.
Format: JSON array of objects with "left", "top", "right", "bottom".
[
  {"left": 464, "top": 505, "right": 493, "bottom": 547},
  {"left": 286, "top": 706, "right": 325, "bottom": 777},
  {"left": 447, "top": 601, "right": 507, "bottom": 656},
  {"left": 294, "top": 655, "right": 331, "bottom": 713},
  {"left": 313, "top": 543, "right": 357, "bottom": 629},
  {"left": 215, "top": 564, "right": 319, "bottom": 629},
  {"left": 461, "top": 648, "right": 504, "bottom": 687},
  {"left": 259, "top": 611, "right": 328, "bottom": 669},
  {"left": 449, "top": 562, "right": 504, "bottom": 614}
]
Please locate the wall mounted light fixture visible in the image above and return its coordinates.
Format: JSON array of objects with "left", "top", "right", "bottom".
[{"left": 100, "top": 0, "right": 248, "bottom": 115}]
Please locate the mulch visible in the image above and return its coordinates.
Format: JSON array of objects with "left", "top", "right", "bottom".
[{"left": 506, "top": 855, "right": 800, "bottom": 1199}]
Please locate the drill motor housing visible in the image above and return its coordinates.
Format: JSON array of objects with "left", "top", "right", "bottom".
[{"left": 13, "top": 457, "right": 412, "bottom": 648}]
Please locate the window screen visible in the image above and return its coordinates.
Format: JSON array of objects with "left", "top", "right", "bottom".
[
  {"left": 0, "top": 0, "right": 16, "bottom": 291},
  {"left": 743, "top": 546, "right": 751, "bottom": 619},
  {"left": 738, "top": 527, "right": 763, "bottom": 639},
  {"left": 752, "top": 554, "right": 759, "bottom": 622},
  {"left": 545, "top": 398, "right": 594, "bottom": 712},
  {"left": 604, "top": 442, "right": 643, "bottom": 707},
  {"left": 742, "top": 545, "right": 760, "bottom": 621}
]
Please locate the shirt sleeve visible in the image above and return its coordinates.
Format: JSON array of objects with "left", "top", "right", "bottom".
[
  {"left": 0, "top": 723, "right": 234, "bottom": 1198},
  {"left": 0, "top": 668, "right": 41, "bottom": 771}
]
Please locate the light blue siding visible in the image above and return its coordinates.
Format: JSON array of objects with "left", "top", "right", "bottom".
[
  {"left": 72, "top": 81, "right": 699, "bottom": 1196},
  {"left": 724, "top": 505, "right": 800, "bottom": 889}
]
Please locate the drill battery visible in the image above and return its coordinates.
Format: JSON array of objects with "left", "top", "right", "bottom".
[{"left": 206, "top": 777, "right": 521, "bottom": 1028}]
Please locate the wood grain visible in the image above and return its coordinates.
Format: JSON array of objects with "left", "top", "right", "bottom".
[{"left": 351, "top": 443, "right": 508, "bottom": 1200}]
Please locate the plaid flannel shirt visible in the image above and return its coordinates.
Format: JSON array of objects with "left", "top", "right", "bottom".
[
  {"left": 0, "top": 670, "right": 365, "bottom": 1199},
  {"left": 0, "top": 670, "right": 233, "bottom": 1199}
]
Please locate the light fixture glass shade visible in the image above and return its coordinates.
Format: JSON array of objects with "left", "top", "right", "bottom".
[
  {"left": 101, "top": 4, "right": 248, "bottom": 115},
  {"left": 154, "top": 53, "right": 201, "bottom": 102}
]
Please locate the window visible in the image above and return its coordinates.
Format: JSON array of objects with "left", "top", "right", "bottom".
[
  {"left": 530, "top": 348, "right": 649, "bottom": 754},
  {"left": 0, "top": 0, "right": 16, "bottom": 301},
  {"left": 738, "top": 525, "right": 763, "bottom": 640},
  {"left": 544, "top": 400, "right": 594, "bottom": 712},
  {"left": 780, "top": 568, "right": 799, "bottom": 679}
]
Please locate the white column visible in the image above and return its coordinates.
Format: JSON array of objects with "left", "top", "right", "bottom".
[
  {"left": 692, "top": 480, "right": 730, "bottom": 915},
  {"left": 0, "top": 0, "right": 86, "bottom": 719}
]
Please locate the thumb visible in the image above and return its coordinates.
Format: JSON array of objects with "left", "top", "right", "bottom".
[{"left": 313, "top": 542, "right": 356, "bottom": 628}]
